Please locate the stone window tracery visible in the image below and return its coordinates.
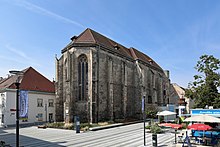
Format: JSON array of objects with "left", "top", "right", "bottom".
[
  {"left": 64, "top": 59, "right": 68, "bottom": 80},
  {"left": 78, "top": 54, "right": 88, "bottom": 101}
]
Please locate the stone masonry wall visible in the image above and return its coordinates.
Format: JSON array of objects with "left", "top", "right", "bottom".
[{"left": 55, "top": 45, "right": 170, "bottom": 123}]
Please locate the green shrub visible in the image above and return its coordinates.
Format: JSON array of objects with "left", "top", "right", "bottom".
[
  {"left": 145, "top": 125, "right": 151, "bottom": 129},
  {"left": 145, "top": 105, "right": 160, "bottom": 119},
  {"left": 114, "top": 119, "right": 125, "bottom": 123},
  {"left": 46, "top": 121, "right": 118, "bottom": 131},
  {"left": 47, "top": 122, "right": 65, "bottom": 128},
  {"left": 181, "top": 123, "right": 187, "bottom": 129},
  {"left": 159, "top": 116, "right": 164, "bottom": 123},
  {"left": 150, "top": 124, "right": 163, "bottom": 134}
]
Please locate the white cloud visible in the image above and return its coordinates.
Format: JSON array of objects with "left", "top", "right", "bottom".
[
  {"left": 14, "top": 0, "right": 85, "bottom": 28},
  {"left": 6, "top": 44, "right": 29, "bottom": 59},
  {"left": 5, "top": 44, "right": 40, "bottom": 66},
  {"left": 0, "top": 54, "right": 24, "bottom": 64}
]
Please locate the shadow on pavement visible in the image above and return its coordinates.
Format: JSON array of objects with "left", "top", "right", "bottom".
[{"left": 0, "top": 128, "right": 65, "bottom": 147}]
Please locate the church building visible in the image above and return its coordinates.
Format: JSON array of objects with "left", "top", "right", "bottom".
[{"left": 55, "top": 28, "right": 171, "bottom": 123}]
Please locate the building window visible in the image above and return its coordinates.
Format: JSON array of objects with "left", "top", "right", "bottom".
[
  {"left": 154, "top": 90, "right": 157, "bottom": 104},
  {"left": 163, "top": 90, "right": 166, "bottom": 95},
  {"left": 37, "top": 99, "right": 43, "bottom": 107},
  {"left": 1, "top": 99, "right": 5, "bottom": 108},
  {"left": 49, "top": 113, "right": 53, "bottom": 123},
  {"left": 64, "top": 59, "right": 68, "bottom": 81},
  {"left": 148, "top": 96, "right": 152, "bottom": 104},
  {"left": 1, "top": 114, "right": 4, "bottom": 123},
  {"left": 78, "top": 54, "right": 88, "bottom": 101},
  {"left": 37, "top": 113, "right": 43, "bottom": 121},
  {"left": 48, "top": 99, "right": 54, "bottom": 107},
  {"left": 151, "top": 71, "right": 155, "bottom": 88}
]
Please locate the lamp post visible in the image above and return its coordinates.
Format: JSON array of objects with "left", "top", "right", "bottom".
[
  {"left": 142, "top": 95, "right": 146, "bottom": 146},
  {"left": 9, "top": 70, "right": 23, "bottom": 147}
]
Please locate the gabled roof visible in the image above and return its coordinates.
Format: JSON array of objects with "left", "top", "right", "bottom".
[
  {"left": 0, "top": 67, "right": 55, "bottom": 93},
  {"left": 64, "top": 28, "right": 164, "bottom": 71},
  {"left": 171, "top": 83, "right": 185, "bottom": 98},
  {"left": 72, "top": 28, "right": 133, "bottom": 59}
]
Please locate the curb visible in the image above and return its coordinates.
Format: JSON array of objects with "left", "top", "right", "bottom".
[{"left": 89, "top": 121, "right": 142, "bottom": 131}]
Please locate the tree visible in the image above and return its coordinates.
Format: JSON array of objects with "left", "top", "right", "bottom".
[
  {"left": 186, "top": 55, "right": 220, "bottom": 108},
  {"left": 145, "top": 105, "right": 160, "bottom": 119}
]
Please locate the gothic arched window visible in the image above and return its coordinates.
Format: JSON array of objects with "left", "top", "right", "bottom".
[
  {"left": 78, "top": 54, "right": 88, "bottom": 101},
  {"left": 64, "top": 59, "right": 68, "bottom": 80}
]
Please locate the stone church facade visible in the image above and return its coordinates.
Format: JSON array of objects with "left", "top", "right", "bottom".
[{"left": 55, "top": 28, "right": 171, "bottom": 123}]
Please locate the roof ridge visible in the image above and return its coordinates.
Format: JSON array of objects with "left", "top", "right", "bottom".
[
  {"left": 86, "top": 28, "right": 97, "bottom": 43},
  {"left": 21, "top": 66, "right": 32, "bottom": 73},
  {"left": 88, "top": 29, "right": 134, "bottom": 58},
  {"left": 88, "top": 28, "right": 126, "bottom": 48},
  {"left": 28, "top": 67, "right": 53, "bottom": 83}
]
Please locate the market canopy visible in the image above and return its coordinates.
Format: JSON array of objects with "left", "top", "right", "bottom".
[
  {"left": 187, "top": 123, "right": 212, "bottom": 131},
  {"left": 159, "top": 123, "right": 182, "bottom": 129},
  {"left": 184, "top": 114, "right": 220, "bottom": 123},
  {"left": 156, "top": 110, "right": 176, "bottom": 116}
]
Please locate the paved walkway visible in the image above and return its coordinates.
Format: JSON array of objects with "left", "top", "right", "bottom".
[
  {"left": 0, "top": 123, "right": 173, "bottom": 147},
  {"left": 0, "top": 123, "right": 215, "bottom": 147}
]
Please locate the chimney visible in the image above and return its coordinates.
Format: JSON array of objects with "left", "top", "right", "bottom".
[{"left": 71, "top": 35, "right": 78, "bottom": 41}]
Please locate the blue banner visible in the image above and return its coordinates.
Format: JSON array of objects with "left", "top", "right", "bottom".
[
  {"left": 19, "top": 90, "right": 28, "bottom": 121},
  {"left": 142, "top": 97, "right": 145, "bottom": 112}
]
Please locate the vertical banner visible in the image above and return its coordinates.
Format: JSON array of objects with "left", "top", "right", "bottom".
[
  {"left": 19, "top": 90, "right": 28, "bottom": 121},
  {"left": 142, "top": 97, "right": 145, "bottom": 112}
]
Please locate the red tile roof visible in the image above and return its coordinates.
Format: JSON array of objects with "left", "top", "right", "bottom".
[
  {"left": 67, "top": 28, "right": 163, "bottom": 71},
  {"left": 73, "top": 28, "right": 133, "bottom": 59},
  {"left": 129, "top": 47, "right": 163, "bottom": 71},
  {"left": 0, "top": 67, "right": 55, "bottom": 93}
]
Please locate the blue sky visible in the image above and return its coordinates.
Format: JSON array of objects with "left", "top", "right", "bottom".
[{"left": 1, "top": 0, "right": 220, "bottom": 88}]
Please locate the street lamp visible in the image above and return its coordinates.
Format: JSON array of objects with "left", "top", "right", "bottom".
[
  {"left": 142, "top": 95, "right": 146, "bottom": 146},
  {"left": 9, "top": 70, "right": 23, "bottom": 147}
]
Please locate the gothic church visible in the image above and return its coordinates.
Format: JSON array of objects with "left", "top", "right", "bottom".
[{"left": 55, "top": 28, "right": 171, "bottom": 123}]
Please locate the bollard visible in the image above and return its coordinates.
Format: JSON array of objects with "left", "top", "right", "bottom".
[
  {"left": 74, "top": 116, "right": 80, "bottom": 133},
  {"left": 152, "top": 134, "right": 157, "bottom": 147},
  {"left": 175, "top": 129, "right": 177, "bottom": 144}
]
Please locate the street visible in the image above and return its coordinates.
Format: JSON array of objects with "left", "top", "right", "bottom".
[{"left": 0, "top": 123, "right": 176, "bottom": 147}]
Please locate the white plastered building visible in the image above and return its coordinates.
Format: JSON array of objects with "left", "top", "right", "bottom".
[{"left": 0, "top": 67, "right": 55, "bottom": 127}]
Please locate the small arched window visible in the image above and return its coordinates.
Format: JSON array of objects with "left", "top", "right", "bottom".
[{"left": 78, "top": 54, "right": 88, "bottom": 101}]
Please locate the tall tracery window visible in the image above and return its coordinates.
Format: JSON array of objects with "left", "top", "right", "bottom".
[
  {"left": 150, "top": 70, "right": 155, "bottom": 88},
  {"left": 78, "top": 54, "right": 88, "bottom": 101},
  {"left": 64, "top": 59, "right": 68, "bottom": 80}
]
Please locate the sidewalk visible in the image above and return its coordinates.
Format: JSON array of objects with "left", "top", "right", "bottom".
[{"left": 176, "top": 143, "right": 212, "bottom": 147}]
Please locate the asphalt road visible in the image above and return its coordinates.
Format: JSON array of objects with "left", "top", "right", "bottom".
[{"left": 0, "top": 123, "right": 176, "bottom": 147}]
